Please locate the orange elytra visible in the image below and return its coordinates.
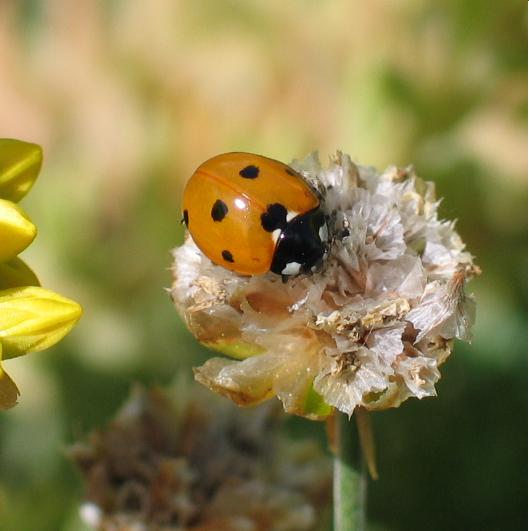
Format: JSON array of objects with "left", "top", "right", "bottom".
[{"left": 182, "top": 152, "right": 328, "bottom": 277}]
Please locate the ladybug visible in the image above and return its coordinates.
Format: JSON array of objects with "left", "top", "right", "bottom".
[{"left": 182, "top": 152, "right": 329, "bottom": 278}]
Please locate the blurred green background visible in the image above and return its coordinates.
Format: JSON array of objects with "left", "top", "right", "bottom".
[{"left": 0, "top": 1, "right": 526, "bottom": 530}]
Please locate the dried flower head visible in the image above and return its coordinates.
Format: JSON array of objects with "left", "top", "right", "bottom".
[
  {"left": 171, "top": 152, "right": 479, "bottom": 419},
  {"left": 0, "top": 139, "right": 82, "bottom": 409},
  {"left": 71, "top": 383, "right": 331, "bottom": 531}
]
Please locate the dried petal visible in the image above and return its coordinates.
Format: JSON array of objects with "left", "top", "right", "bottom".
[{"left": 71, "top": 384, "right": 332, "bottom": 530}]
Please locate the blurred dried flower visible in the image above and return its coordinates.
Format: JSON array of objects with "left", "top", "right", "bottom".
[
  {"left": 0, "top": 139, "right": 82, "bottom": 409},
  {"left": 171, "top": 152, "right": 479, "bottom": 419},
  {"left": 71, "top": 383, "right": 331, "bottom": 531}
]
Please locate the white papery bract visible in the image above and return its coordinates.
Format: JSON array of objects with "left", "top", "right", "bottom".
[{"left": 171, "top": 152, "right": 479, "bottom": 419}]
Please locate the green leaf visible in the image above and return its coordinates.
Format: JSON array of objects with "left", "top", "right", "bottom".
[
  {"left": 303, "top": 384, "right": 332, "bottom": 418},
  {"left": 202, "top": 338, "right": 265, "bottom": 360}
]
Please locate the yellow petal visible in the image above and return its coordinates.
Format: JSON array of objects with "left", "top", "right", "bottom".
[
  {"left": 0, "top": 257, "right": 40, "bottom": 289},
  {"left": 0, "top": 139, "right": 42, "bottom": 202},
  {"left": 0, "top": 199, "right": 37, "bottom": 263},
  {"left": 0, "top": 286, "right": 82, "bottom": 359},
  {"left": 0, "top": 345, "right": 19, "bottom": 409}
]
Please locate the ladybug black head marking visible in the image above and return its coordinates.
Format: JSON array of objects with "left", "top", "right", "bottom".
[{"left": 270, "top": 207, "right": 328, "bottom": 277}]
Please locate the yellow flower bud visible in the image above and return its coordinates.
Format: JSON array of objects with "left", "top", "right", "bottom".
[
  {"left": 0, "top": 257, "right": 40, "bottom": 290},
  {"left": 0, "top": 199, "right": 37, "bottom": 263},
  {"left": 0, "top": 139, "right": 42, "bottom": 203},
  {"left": 0, "top": 344, "right": 19, "bottom": 409},
  {"left": 0, "top": 286, "right": 82, "bottom": 359}
]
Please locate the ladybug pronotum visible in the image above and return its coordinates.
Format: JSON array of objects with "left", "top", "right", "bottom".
[{"left": 182, "top": 153, "right": 329, "bottom": 278}]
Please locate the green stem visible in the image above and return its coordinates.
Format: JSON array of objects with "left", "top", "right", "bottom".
[{"left": 333, "top": 412, "right": 366, "bottom": 531}]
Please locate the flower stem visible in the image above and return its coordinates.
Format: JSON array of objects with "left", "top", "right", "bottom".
[{"left": 333, "top": 411, "right": 366, "bottom": 531}]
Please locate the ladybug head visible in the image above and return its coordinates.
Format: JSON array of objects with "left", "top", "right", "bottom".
[{"left": 270, "top": 207, "right": 329, "bottom": 278}]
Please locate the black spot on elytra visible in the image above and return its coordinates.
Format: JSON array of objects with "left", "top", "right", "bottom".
[
  {"left": 182, "top": 209, "right": 189, "bottom": 225},
  {"left": 222, "top": 250, "right": 234, "bottom": 263},
  {"left": 211, "top": 199, "right": 228, "bottom": 222},
  {"left": 285, "top": 167, "right": 296, "bottom": 176},
  {"left": 260, "top": 203, "right": 287, "bottom": 232},
  {"left": 239, "top": 165, "right": 259, "bottom": 179}
]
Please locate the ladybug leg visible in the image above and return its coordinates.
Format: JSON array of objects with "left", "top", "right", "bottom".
[
  {"left": 181, "top": 210, "right": 189, "bottom": 226},
  {"left": 281, "top": 274, "right": 289, "bottom": 284}
]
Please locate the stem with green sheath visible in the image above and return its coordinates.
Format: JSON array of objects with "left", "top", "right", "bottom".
[{"left": 333, "top": 411, "right": 367, "bottom": 531}]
